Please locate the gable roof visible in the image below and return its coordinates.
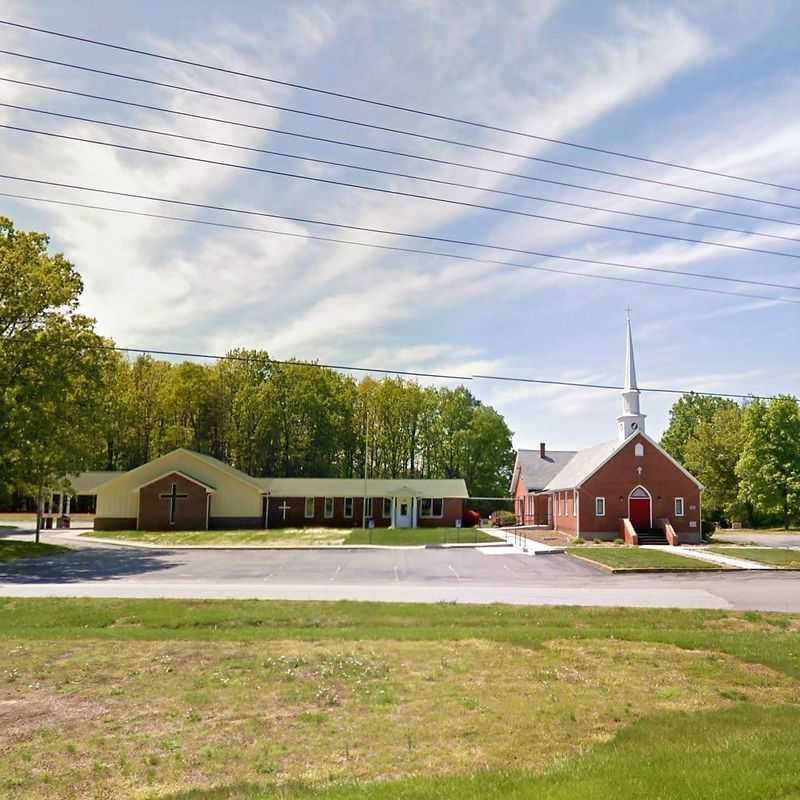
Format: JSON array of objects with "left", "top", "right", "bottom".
[
  {"left": 135, "top": 470, "right": 217, "bottom": 493},
  {"left": 543, "top": 431, "right": 703, "bottom": 491},
  {"left": 66, "top": 471, "right": 122, "bottom": 494},
  {"left": 89, "top": 449, "right": 262, "bottom": 494},
  {"left": 543, "top": 440, "right": 618, "bottom": 491},
  {"left": 511, "top": 449, "right": 577, "bottom": 493}
]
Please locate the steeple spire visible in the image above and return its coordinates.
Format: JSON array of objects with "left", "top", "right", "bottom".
[
  {"left": 617, "top": 312, "right": 646, "bottom": 441},
  {"left": 624, "top": 311, "right": 638, "bottom": 391}
]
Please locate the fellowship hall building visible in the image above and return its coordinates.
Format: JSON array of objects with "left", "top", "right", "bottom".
[
  {"left": 510, "top": 319, "right": 703, "bottom": 544},
  {"left": 77, "top": 450, "right": 468, "bottom": 532}
]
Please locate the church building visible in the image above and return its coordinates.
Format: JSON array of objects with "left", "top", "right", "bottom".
[
  {"left": 510, "top": 318, "right": 703, "bottom": 544},
  {"left": 77, "top": 449, "right": 468, "bottom": 532}
]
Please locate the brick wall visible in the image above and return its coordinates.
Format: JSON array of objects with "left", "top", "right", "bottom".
[
  {"left": 138, "top": 472, "right": 210, "bottom": 531},
  {"left": 578, "top": 434, "right": 701, "bottom": 542}
]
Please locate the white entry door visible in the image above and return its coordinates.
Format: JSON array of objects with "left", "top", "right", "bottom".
[{"left": 395, "top": 497, "right": 412, "bottom": 528}]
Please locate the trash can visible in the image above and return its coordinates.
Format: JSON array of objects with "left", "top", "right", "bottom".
[{"left": 58, "top": 515, "right": 71, "bottom": 529}]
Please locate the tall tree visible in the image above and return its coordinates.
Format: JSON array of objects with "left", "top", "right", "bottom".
[
  {"left": 684, "top": 404, "right": 747, "bottom": 522},
  {"left": 0, "top": 216, "right": 113, "bottom": 539},
  {"left": 661, "top": 393, "right": 737, "bottom": 464},
  {"left": 736, "top": 396, "right": 800, "bottom": 530}
]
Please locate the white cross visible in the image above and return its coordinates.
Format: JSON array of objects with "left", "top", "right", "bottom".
[{"left": 278, "top": 501, "right": 291, "bottom": 521}]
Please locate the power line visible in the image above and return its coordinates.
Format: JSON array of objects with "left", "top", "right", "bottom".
[
  {"left": 4, "top": 77, "right": 799, "bottom": 232},
  {"left": 5, "top": 188, "right": 799, "bottom": 305},
  {"left": 4, "top": 101, "right": 799, "bottom": 247},
  {"left": 2, "top": 17, "right": 797, "bottom": 196},
  {"left": 3, "top": 48, "right": 800, "bottom": 213},
  {"left": 37, "top": 341, "right": 776, "bottom": 400},
  {"left": 5, "top": 123, "right": 800, "bottom": 262}
]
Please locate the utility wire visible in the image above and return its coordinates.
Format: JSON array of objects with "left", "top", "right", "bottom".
[
  {"left": 2, "top": 17, "right": 797, "bottom": 195},
  {"left": 5, "top": 123, "right": 800, "bottom": 262},
  {"left": 34, "top": 341, "right": 776, "bottom": 400},
  {"left": 3, "top": 76, "right": 798, "bottom": 232},
  {"left": 3, "top": 101, "right": 798, "bottom": 246},
  {"left": 3, "top": 48, "right": 800, "bottom": 213},
  {"left": 4, "top": 189, "right": 798, "bottom": 305}
]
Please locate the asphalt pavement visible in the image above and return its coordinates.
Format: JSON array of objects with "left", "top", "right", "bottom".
[{"left": 1, "top": 528, "right": 799, "bottom": 612}]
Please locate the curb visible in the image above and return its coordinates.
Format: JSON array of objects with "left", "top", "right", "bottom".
[
  {"left": 70, "top": 535, "right": 509, "bottom": 552},
  {"left": 566, "top": 552, "right": 738, "bottom": 574}
]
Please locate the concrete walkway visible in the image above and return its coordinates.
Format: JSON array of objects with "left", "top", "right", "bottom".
[
  {"left": 479, "top": 527, "right": 565, "bottom": 555},
  {"left": 645, "top": 545, "right": 772, "bottom": 570}
]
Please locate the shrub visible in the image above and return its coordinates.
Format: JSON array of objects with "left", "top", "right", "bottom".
[
  {"left": 613, "top": 538, "right": 624, "bottom": 545},
  {"left": 592, "top": 537, "right": 602, "bottom": 544},
  {"left": 571, "top": 537, "right": 585, "bottom": 545},
  {"left": 701, "top": 520, "right": 716, "bottom": 540},
  {"left": 490, "top": 510, "right": 517, "bottom": 528},
  {"left": 462, "top": 509, "right": 481, "bottom": 528}
]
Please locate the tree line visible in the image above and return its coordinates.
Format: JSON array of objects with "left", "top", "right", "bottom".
[
  {"left": 0, "top": 216, "right": 515, "bottom": 509},
  {"left": 661, "top": 393, "right": 800, "bottom": 529}
]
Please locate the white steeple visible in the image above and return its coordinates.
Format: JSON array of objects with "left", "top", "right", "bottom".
[{"left": 617, "top": 310, "right": 646, "bottom": 441}]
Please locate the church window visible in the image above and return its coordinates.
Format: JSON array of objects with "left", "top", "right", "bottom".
[
  {"left": 674, "top": 497, "right": 685, "bottom": 517},
  {"left": 634, "top": 443, "right": 644, "bottom": 457},
  {"left": 344, "top": 497, "right": 354, "bottom": 518},
  {"left": 304, "top": 497, "right": 315, "bottom": 518},
  {"left": 595, "top": 497, "right": 606, "bottom": 516},
  {"left": 324, "top": 497, "right": 334, "bottom": 518},
  {"left": 365, "top": 497, "right": 373, "bottom": 517},
  {"left": 382, "top": 498, "right": 392, "bottom": 518}
]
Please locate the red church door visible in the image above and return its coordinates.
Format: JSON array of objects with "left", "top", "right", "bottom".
[{"left": 629, "top": 496, "right": 651, "bottom": 531}]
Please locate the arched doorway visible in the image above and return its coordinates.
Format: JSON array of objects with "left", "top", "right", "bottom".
[{"left": 628, "top": 485, "right": 652, "bottom": 531}]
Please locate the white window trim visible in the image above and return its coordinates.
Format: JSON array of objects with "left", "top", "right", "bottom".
[
  {"left": 324, "top": 497, "right": 334, "bottom": 519},
  {"left": 674, "top": 497, "right": 685, "bottom": 517},
  {"left": 344, "top": 497, "right": 354, "bottom": 518},
  {"left": 595, "top": 497, "right": 606, "bottom": 517},
  {"left": 304, "top": 497, "right": 315, "bottom": 518},
  {"left": 420, "top": 497, "right": 444, "bottom": 519},
  {"left": 382, "top": 497, "right": 391, "bottom": 518},
  {"left": 634, "top": 443, "right": 644, "bottom": 457},
  {"left": 365, "top": 497, "right": 373, "bottom": 517}
]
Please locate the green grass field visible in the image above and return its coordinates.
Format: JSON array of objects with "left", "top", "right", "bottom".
[
  {"left": 81, "top": 527, "right": 497, "bottom": 547},
  {"left": 568, "top": 546, "right": 721, "bottom": 570},
  {"left": 1, "top": 599, "right": 799, "bottom": 799},
  {"left": 0, "top": 540, "right": 70, "bottom": 562},
  {"left": 707, "top": 546, "right": 800, "bottom": 568}
]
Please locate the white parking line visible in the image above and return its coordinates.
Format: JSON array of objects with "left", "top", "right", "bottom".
[
  {"left": 448, "top": 564, "right": 461, "bottom": 581},
  {"left": 330, "top": 564, "right": 343, "bottom": 582}
]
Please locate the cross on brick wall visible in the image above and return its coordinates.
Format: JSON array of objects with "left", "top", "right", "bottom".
[
  {"left": 159, "top": 482, "right": 188, "bottom": 525},
  {"left": 278, "top": 501, "right": 291, "bottom": 521}
]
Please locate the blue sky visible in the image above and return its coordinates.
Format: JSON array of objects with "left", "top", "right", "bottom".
[{"left": 1, "top": 0, "right": 798, "bottom": 450}]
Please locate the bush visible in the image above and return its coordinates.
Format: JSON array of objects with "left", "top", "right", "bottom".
[
  {"left": 613, "top": 538, "right": 624, "bottom": 545},
  {"left": 701, "top": 520, "right": 717, "bottom": 540},
  {"left": 572, "top": 537, "right": 585, "bottom": 545},
  {"left": 489, "top": 510, "right": 517, "bottom": 528},
  {"left": 462, "top": 509, "right": 481, "bottom": 528},
  {"left": 592, "top": 537, "right": 602, "bottom": 544}
]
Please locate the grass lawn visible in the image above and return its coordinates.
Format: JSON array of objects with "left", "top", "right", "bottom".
[
  {"left": 707, "top": 546, "right": 800, "bottom": 568},
  {"left": 568, "top": 546, "right": 721, "bottom": 571},
  {"left": 0, "top": 600, "right": 799, "bottom": 799},
  {"left": 0, "top": 540, "right": 71, "bottom": 563},
  {"left": 716, "top": 527, "right": 800, "bottom": 535},
  {"left": 81, "top": 527, "right": 498, "bottom": 547}
]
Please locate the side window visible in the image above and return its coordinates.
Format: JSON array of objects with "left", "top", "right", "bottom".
[
  {"left": 344, "top": 497, "right": 353, "bottom": 518},
  {"left": 304, "top": 497, "right": 315, "bottom": 518},
  {"left": 595, "top": 497, "right": 606, "bottom": 516},
  {"left": 634, "top": 443, "right": 644, "bottom": 457},
  {"left": 674, "top": 497, "right": 685, "bottom": 517},
  {"left": 382, "top": 498, "right": 391, "bottom": 518},
  {"left": 432, "top": 498, "right": 443, "bottom": 517},
  {"left": 324, "top": 497, "right": 334, "bottom": 518},
  {"left": 365, "top": 497, "right": 373, "bottom": 517}
]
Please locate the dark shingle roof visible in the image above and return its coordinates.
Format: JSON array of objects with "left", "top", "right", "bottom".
[{"left": 515, "top": 449, "right": 577, "bottom": 492}]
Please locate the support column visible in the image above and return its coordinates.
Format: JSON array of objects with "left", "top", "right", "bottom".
[
  {"left": 65, "top": 495, "right": 71, "bottom": 516},
  {"left": 389, "top": 497, "right": 395, "bottom": 529},
  {"left": 411, "top": 497, "right": 417, "bottom": 528}
]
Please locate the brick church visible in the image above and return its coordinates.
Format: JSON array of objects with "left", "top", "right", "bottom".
[{"left": 511, "top": 318, "right": 702, "bottom": 544}]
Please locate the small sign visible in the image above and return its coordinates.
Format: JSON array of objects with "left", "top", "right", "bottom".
[
  {"left": 368, "top": 519, "right": 375, "bottom": 529},
  {"left": 689, "top": 521, "right": 697, "bottom": 528},
  {"left": 455, "top": 519, "right": 462, "bottom": 528},
  {"left": 689, "top": 505, "right": 697, "bottom": 511}
]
